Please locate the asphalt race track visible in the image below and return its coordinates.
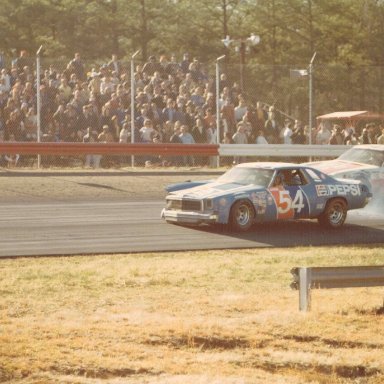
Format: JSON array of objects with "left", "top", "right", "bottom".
[{"left": 0, "top": 200, "right": 383, "bottom": 257}]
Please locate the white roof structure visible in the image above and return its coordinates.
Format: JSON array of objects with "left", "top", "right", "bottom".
[
  {"left": 317, "top": 111, "right": 370, "bottom": 120},
  {"left": 316, "top": 111, "right": 384, "bottom": 130}
]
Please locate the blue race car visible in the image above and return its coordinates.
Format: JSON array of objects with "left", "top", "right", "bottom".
[{"left": 161, "top": 162, "right": 372, "bottom": 231}]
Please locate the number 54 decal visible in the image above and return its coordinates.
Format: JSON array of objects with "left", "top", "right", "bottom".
[
  {"left": 270, "top": 188, "right": 306, "bottom": 219},
  {"left": 278, "top": 190, "right": 305, "bottom": 214}
]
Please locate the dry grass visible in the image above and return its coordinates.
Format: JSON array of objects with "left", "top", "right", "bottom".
[{"left": 1, "top": 246, "right": 384, "bottom": 383}]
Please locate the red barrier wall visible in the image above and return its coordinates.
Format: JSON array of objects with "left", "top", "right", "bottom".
[{"left": 0, "top": 143, "right": 219, "bottom": 156}]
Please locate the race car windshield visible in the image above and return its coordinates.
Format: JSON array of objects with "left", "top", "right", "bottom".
[
  {"left": 338, "top": 148, "right": 384, "bottom": 166},
  {"left": 217, "top": 167, "right": 274, "bottom": 186}
]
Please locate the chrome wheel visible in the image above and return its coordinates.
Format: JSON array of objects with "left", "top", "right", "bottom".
[
  {"left": 318, "top": 198, "right": 347, "bottom": 228},
  {"left": 328, "top": 204, "right": 345, "bottom": 225},
  {"left": 236, "top": 205, "right": 251, "bottom": 226},
  {"left": 229, "top": 200, "right": 255, "bottom": 232}
]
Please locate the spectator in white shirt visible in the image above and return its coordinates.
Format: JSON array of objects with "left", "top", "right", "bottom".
[
  {"left": 179, "top": 125, "right": 195, "bottom": 166},
  {"left": 282, "top": 119, "right": 293, "bottom": 144},
  {"left": 255, "top": 130, "right": 268, "bottom": 144},
  {"left": 232, "top": 122, "right": 248, "bottom": 164},
  {"left": 0, "top": 69, "right": 11, "bottom": 92},
  {"left": 140, "top": 119, "right": 157, "bottom": 142},
  {"left": 315, "top": 122, "right": 332, "bottom": 145},
  {"left": 119, "top": 122, "right": 130, "bottom": 143},
  {"left": 234, "top": 99, "right": 248, "bottom": 122}
]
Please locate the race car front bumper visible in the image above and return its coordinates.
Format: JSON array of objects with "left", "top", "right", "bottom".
[{"left": 161, "top": 208, "right": 218, "bottom": 225}]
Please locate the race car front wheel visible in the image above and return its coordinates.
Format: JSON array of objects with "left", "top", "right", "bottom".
[
  {"left": 229, "top": 200, "right": 255, "bottom": 232},
  {"left": 318, "top": 198, "right": 347, "bottom": 228}
]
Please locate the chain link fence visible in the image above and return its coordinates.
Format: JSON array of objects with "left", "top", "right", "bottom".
[{"left": 0, "top": 54, "right": 383, "bottom": 169}]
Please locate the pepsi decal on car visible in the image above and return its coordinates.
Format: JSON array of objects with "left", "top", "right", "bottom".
[{"left": 316, "top": 184, "right": 361, "bottom": 196}]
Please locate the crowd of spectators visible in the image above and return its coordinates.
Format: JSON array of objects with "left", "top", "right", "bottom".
[
  {"left": 314, "top": 121, "right": 384, "bottom": 146},
  {"left": 1, "top": 50, "right": 383, "bottom": 168}
]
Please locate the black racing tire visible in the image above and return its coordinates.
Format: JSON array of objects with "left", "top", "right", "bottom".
[
  {"left": 318, "top": 198, "right": 347, "bottom": 229},
  {"left": 229, "top": 200, "right": 255, "bottom": 232}
]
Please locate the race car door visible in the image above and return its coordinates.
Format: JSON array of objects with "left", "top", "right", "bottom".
[{"left": 269, "top": 168, "right": 312, "bottom": 220}]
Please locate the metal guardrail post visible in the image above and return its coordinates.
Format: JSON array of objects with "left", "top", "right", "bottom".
[
  {"left": 299, "top": 267, "right": 312, "bottom": 311},
  {"left": 291, "top": 267, "right": 313, "bottom": 311},
  {"left": 291, "top": 266, "right": 384, "bottom": 312}
]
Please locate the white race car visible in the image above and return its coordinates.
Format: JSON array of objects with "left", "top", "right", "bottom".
[{"left": 307, "top": 145, "right": 384, "bottom": 200}]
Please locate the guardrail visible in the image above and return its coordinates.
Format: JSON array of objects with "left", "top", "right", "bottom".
[
  {"left": 291, "top": 266, "right": 384, "bottom": 311},
  {"left": 0, "top": 142, "right": 349, "bottom": 158},
  {"left": 219, "top": 144, "right": 351, "bottom": 157}
]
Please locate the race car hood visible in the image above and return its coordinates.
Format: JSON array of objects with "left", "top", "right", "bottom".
[
  {"left": 308, "top": 159, "right": 377, "bottom": 175},
  {"left": 168, "top": 181, "right": 264, "bottom": 199}
]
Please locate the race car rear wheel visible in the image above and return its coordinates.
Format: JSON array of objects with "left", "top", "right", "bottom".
[
  {"left": 229, "top": 200, "right": 255, "bottom": 232},
  {"left": 318, "top": 198, "right": 347, "bottom": 228}
]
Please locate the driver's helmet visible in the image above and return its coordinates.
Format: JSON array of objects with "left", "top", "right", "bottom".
[{"left": 282, "top": 171, "right": 292, "bottom": 184}]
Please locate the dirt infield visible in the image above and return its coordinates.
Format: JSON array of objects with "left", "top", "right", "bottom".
[{"left": 0, "top": 169, "right": 221, "bottom": 203}]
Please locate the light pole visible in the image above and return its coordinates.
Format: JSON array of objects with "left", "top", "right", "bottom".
[
  {"left": 130, "top": 49, "right": 140, "bottom": 167},
  {"left": 216, "top": 56, "right": 226, "bottom": 136},
  {"left": 222, "top": 33, "right": 260, "bottom": 91},
  {"left": 308, "top": 52, "right": 317, "bottom": 147},
  {"left": 215, "top": 55, "right": 226, "bottom": 168}
]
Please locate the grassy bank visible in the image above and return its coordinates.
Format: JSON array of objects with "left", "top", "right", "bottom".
[{"left": 1, "top": 246, "right": 383, "bottom": 383}]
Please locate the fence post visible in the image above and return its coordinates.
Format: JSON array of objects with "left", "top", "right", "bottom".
[
  {"left": 36, "top": 45, "right": 43, "bottom": 169},
  {"left": 130, "top": 50, "right": 140, "bottom": 168},
  {"left": 215, "top": 55, "right": 225, "bottom": 168}
]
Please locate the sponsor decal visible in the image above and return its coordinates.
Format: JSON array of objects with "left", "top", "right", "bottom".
[
  {"left": 316, "top": 184, "right": 361, "bottom": 197},
  {"left": 251, "top": 192, "right": 267, "bottom": 215}
]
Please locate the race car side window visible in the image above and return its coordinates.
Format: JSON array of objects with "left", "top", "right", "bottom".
[
  {"left": 293, "top": 169, "right": 309, "bottom": 185},
  {"left": 281, "top": 169, "right": 308, "bottom": 186},
  {"left": 305, "top": 168, "right": 322, "bottom": 182}
]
